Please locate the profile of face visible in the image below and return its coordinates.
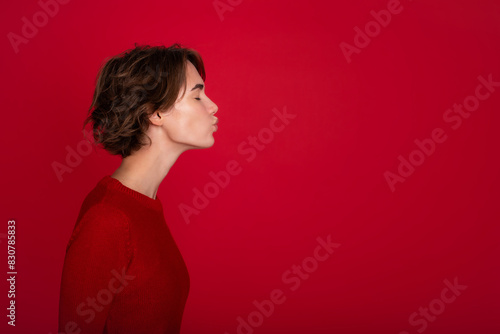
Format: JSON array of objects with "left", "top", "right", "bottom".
[{"left": 152, "top": 60, "right": 219, "bottom": 150}]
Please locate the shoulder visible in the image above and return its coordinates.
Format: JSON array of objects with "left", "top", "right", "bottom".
[
  {"left": 66, "top": 203, "right": 132, "bottom": 254},
  {"left": 78, "top": 202, "right": 131, "bottom": 232},
  {"left": 82, "top": 202, "right": 130, "bottom": 223}
]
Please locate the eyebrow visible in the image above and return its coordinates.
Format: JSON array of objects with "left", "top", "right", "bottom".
[{"left": 190, "top": 83, "right": 204, "bottom": 92}]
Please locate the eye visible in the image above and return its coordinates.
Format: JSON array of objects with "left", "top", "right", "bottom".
[{"left": 194, "top": 97, "right": 201, "bottom": 101}]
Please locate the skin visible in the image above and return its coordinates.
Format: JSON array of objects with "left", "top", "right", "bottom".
[{"left": 111, "top": 60, "right": 218, "bottom": 199}]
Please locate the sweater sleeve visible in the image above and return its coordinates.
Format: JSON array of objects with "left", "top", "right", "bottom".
[{"left": 58, "top": 203, "right": 133, "bottom": 334}]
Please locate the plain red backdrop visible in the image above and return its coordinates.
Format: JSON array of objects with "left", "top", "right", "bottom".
[{"left": 1, "top": 0, "right": 499, "bottom": 333}]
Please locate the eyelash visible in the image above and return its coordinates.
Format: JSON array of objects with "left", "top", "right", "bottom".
[{"left": 195, "top": 97, "right": 201, "bottom": 101}]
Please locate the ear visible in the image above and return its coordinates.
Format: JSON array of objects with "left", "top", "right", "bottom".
[{"left": 149, "top": 111, "right": 163, "bottom": 126}]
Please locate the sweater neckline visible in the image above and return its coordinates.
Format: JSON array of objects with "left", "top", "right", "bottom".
[{"left": 99, "top": 175, "right": 163, "bottom": 212}]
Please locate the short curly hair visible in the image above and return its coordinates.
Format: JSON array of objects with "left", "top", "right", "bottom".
[{"left": 83, "top": 42, "right": 206, "bottom": 158}]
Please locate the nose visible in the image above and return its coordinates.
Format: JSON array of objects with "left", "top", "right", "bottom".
[{"left": 209, "top": 100, "right": 218, "bottom": 115}]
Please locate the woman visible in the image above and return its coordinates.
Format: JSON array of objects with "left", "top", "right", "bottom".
[{"left": 58, "top": 43, "right": 218, "bottom": 334}]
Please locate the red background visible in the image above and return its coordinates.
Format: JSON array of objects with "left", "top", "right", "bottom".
[{"left": 2, "top": 0, "right": 500, "bottom": 333}]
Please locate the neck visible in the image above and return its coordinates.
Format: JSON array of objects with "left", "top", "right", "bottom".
[{"left": 111, "top": 140, "right": 186, "bottom": 200}]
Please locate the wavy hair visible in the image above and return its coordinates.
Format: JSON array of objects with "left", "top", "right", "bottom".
[{"left": 83, "top": 43, "right": 206, "bottom": 158}]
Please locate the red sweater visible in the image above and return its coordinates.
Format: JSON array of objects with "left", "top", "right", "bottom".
[{"left": 58, "top": 175, "right": 190, "bottom": 334}]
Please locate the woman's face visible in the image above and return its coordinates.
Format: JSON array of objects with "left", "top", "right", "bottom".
[{"left": 161, "top": 61, "right": 218, "bottom": 149}]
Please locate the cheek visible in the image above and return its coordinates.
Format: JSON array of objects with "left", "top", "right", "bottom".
[
  {"left": 169, "top": 108, "right": 208, "bottom": 139},
  {"left": 187, "top": 106, "right": 210, "bottom": 130},
  {"left": 182, "top": 111, "right": 204, "bottom": 132}
]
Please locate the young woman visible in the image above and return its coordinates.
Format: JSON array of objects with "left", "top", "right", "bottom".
[{"left": 58, "top": 43, "right": 218, "bottom": 334}]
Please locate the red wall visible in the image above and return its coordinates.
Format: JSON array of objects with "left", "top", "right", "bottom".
[{"left": 2, "top": 0, "right": 500, "bottom": 333}]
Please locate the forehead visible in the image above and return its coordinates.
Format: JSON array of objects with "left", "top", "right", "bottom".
[{"left": 185, "top": 61, "right": 202, "bottom": 83}]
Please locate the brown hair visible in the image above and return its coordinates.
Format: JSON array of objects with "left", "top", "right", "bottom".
[{"left": 83, "top": 42, "right": 206, "bottom": 158}]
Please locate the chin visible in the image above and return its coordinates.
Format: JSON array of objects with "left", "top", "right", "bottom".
[
  {"left": 204, "top": 138, "right": 215, "bottom": 148},
  {"left": 189, "top": 138, "right": 215, "bottom": 150},
  {"left": 204, "top": 134, "right": 216, "bottom": 148}
]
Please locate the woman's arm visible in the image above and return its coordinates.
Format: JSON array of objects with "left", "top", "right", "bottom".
[{"left": 58, "top": 203, "right": 133, "bottom": 334}]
